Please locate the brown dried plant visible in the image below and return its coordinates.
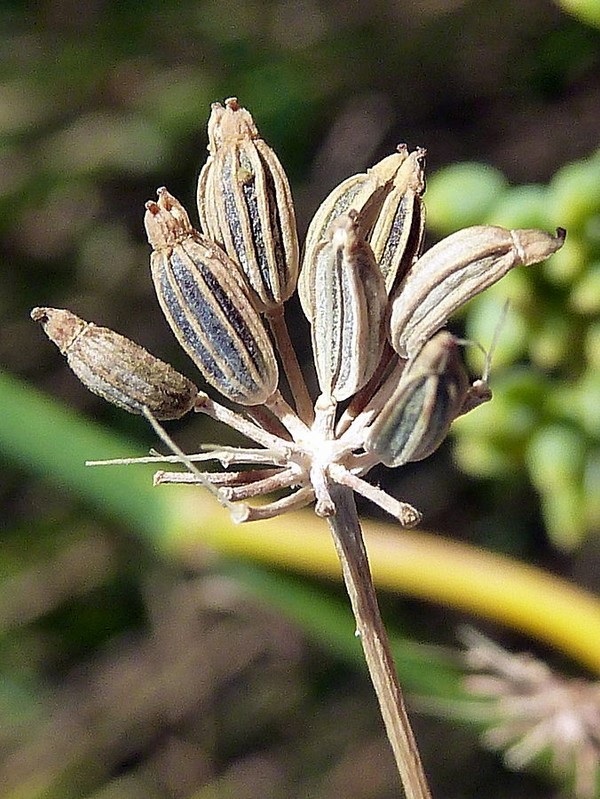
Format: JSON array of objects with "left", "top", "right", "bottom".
[{"left": 32, "top": 97, "right": 565, "bottom": 799}]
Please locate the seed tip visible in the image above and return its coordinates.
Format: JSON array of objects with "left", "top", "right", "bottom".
[{"left": 30, "top": 306, "right": 48, "bottom": 323}]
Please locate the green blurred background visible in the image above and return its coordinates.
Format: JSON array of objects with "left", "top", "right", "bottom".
[{"left": 2, "top": 0, "right": 600, "bottom": 797}]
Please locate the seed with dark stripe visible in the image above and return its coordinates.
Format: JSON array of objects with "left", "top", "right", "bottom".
[
  {"left": 366, "top": 332, "right": 469, "bottom": 467},
  {"left": 390, "top": 225, "right": 566, "bottom": 359},
  {"left": 197, "top": 98, "right": 299, "bottom": 312},
  {"left": 368, "top": 147, "right": 426, "bottom": 295},
  {"left": 299, "top": 149, "right": 408, "bottom": 320},
  {"left": 306, "top": 212, "right": 388, "bottom": 402},
  {"left": 145, "top": 188, "right": 279, "bottom": 406}
]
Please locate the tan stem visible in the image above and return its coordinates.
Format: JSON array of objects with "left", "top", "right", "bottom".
[
  {"left": 265, "top": 390, "right": 312, "bottom": 442},
  {"left": 267, "top": 307, "right": 315, "bottom": 425},
  {"left": 326, "top": 484, "right": 432, "bottom": 799},
  {"left": 240, "top": 486, "right": 314, "bottom": 520},
  {"left": 328, "top": 464, "right": 421, "bottom": 526},
  {"left": 313, "top": 392, "right": 337, "bottom": 440},
  {"left": 245, "top": 405, "right": 293, "bottom": 441},
  {"left": 195, "top": 393, "right": 293, "bottom": 454}
]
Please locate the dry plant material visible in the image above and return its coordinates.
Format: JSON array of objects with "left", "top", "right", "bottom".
[
  {"left": 369, "top": 146, "right": 427, "bottom": 295},
  {"left": 390, "top": 224, "right": 566, "bottom": 359},
  {"left": 146, "top": 187, "right": 278, "bottom": 406},
  {"left": 307, "top": 211, "right": 387, "bottom": 402},
  {"left": 298, "top": 147, "right": 409, "bottom": 316},
  {"left": 197, "top": 97, "right": 299, "bottom": 311},
  {"left": 365, "top": 331, "right": 471, "bottom": 468},
  {"left": 30, "top": 307, "right": 198, "bottom": 419},
  {"left": 460, "top": 629, "right": 600, "bottom": 799},
  {"left": 32, "top": 96, "right": 566, "bottom": 799}
]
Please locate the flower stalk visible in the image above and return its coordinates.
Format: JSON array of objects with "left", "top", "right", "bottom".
[
  {"left": 326, "top": 484, "right": 432, "bottom": 799},
  {"left": 265, "top": 305, "right": 315, "bottom": 424}
]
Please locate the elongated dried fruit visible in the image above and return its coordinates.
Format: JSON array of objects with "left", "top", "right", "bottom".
[
  {"left": 145, "top": 187, "right": 278, "bottom": 406},
  {"left": 365, "top": 331, "right": 469, "bottom": 467},
  {"left": 368, "top": 147, "right": 426, "bottom": 295},
  {"left": 307, "top": 211, "right": 387, "bottom": 401},
  {"left": 197, "top": 97, "right": 299, "bottom": 311},
  {"left": 31, "top": 307, "right": 198, "bottom": 419},
  {"left": 299, "top": 148, "right": 408, "bottom": 319},
  {"left": 390, "top": 225, "right": 566, "bottom": 359}
]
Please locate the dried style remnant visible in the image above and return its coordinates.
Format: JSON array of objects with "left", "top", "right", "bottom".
[
  {"left": 31, "top": 307, "right": 198, "bottom": 419},
  {"left": 390, "top": 225, "right": 566, "bottom": 359},
  {"left": 145, "top": 187, "right": 278, "bottom": 406},
  {"left": 197, "top": 97, "right": 299, "bottom": 311}
]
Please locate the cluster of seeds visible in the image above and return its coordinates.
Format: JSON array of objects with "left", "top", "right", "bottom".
[{"left": 32, "top": 97, "right": 565, "bottom": 525}]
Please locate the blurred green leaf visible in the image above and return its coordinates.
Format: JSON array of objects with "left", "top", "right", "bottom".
[{"left": 556, "top": 0, "right": 600, "bottom": 29}]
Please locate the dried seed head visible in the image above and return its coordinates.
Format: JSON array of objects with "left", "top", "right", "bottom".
[
  {"left": 307, "top": 211, "right": 388, "bottom": 402},
  {"left": 365, "top": 331, "right": 469, "bottom": 467},
  {"left": 31, "top": 307, "right": 198, "bottom": 419},
  {"left": 145, "top": 187, "right": 279, "bottom": 406},
  {"left": 299, "top": 148, "right": 409, "bottom": 319},
  {"left": 368, "top": 147, "right": 427, "bottom": 295},
  {"left": 390, "top": 225, "right": 566, "bottom": 359},
  {"left": 197, "top": 97, "right": 299, "bottom": 311}
]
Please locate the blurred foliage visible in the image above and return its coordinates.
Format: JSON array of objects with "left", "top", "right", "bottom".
[
  {"left": 426, "top": 149, "right": 600, "bottom": 550},
  {"left": 4, "top": 369, "right": 600, "bottom": 798},
  {"left": 557, "top": 0, "right": 600, "bottom": 28},
  {"left": 2, "top": 0, "right": 600, "bottom": 798}
]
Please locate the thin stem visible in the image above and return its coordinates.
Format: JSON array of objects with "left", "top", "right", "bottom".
[
  {"left": 313, "top": 393, "right": 337, "bottom": 440},
  {"left": 245, "top": 405, "right": 293, "bottom": 441},
  {"left": 140, "top": 407, "right": 241, "bottom": 517},
  {"left": 267, "top": 307, "right": 315, "bottom": 425},
  {"left": 239, "top": 486, "right": 314, "bottom": 521},
  {"left": 329, "top": 464, "right": 421, "bottom": 526},
  {"left": 265, "top": 390, "right": 312, "bottom": 442},
  {"left": 326, "top": 483, "right": 432, "bottom": 799},
  {"left": 219, "top": 467, "right": 300, "bottom": 501},
  {"left": 154, "top": 467, "right": 284, "bottom": 487},
  {"left": 195, "top": 393, "right": 296, "bottom": 455},
  {"left": 309, "top": 463, "right": 335, "bottom": 517},
  {"left": 86, "top": 448, "right": 287, "bottom": 468}
]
